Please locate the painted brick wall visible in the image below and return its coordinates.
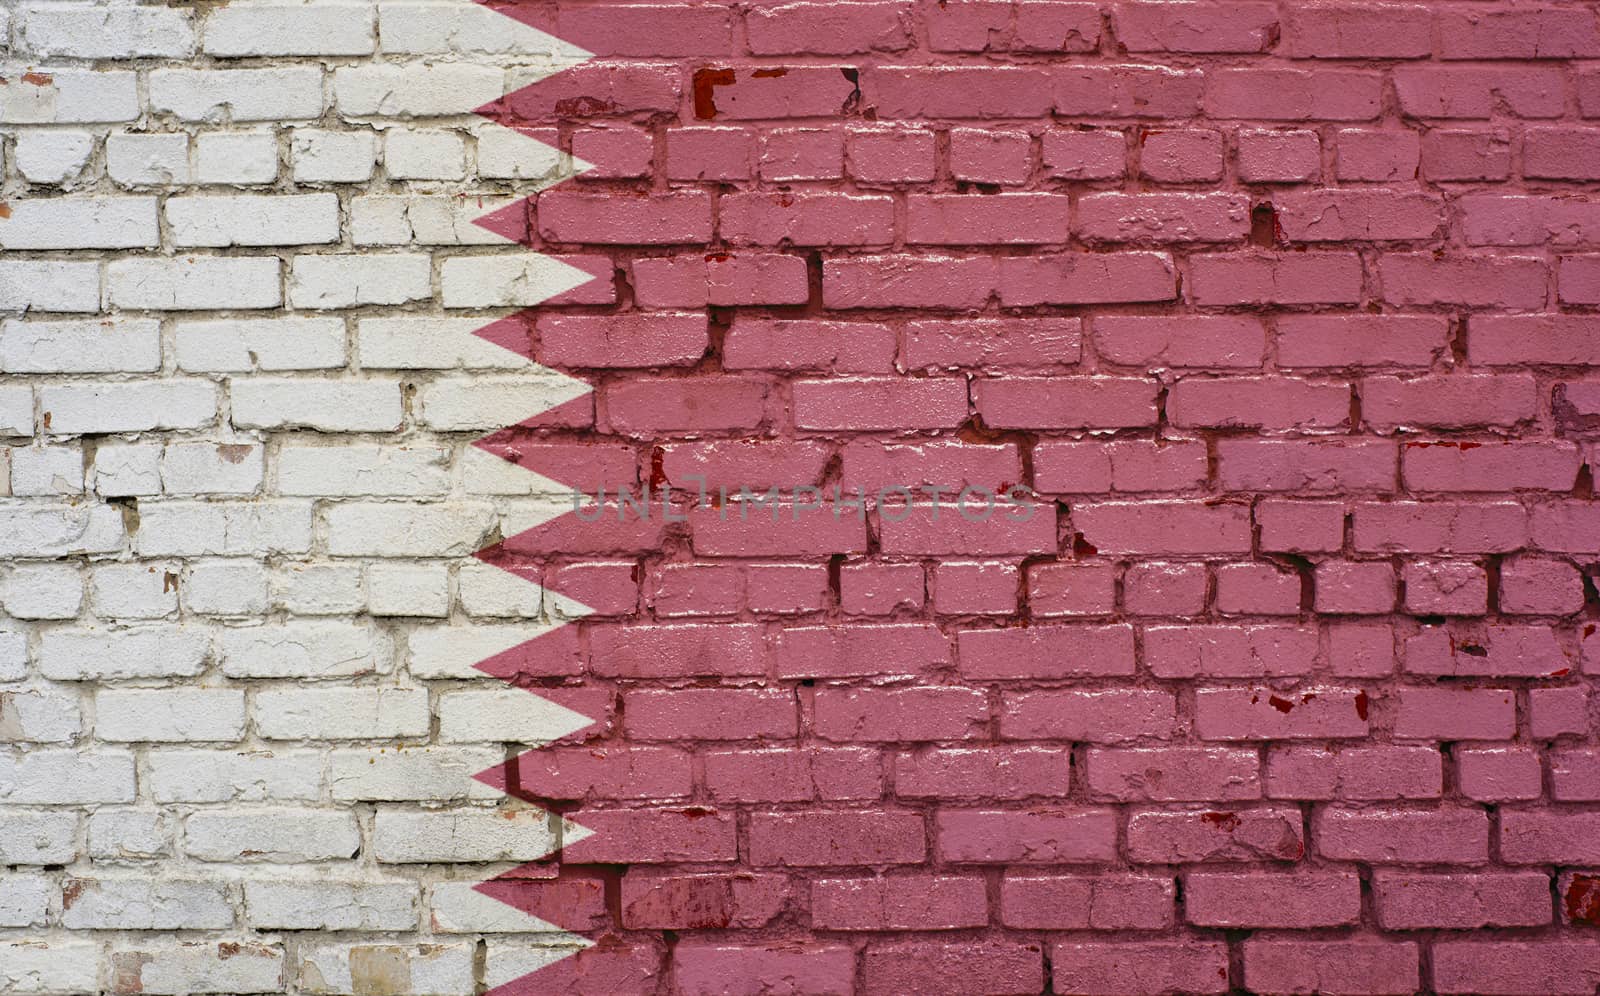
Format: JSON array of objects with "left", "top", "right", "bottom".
[{"left": 3, "top": 0, "right": 1600, "bottom": 993}]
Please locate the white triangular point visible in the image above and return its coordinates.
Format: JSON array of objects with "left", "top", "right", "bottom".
[
  {"left": 540, "top": 587, "right": 592, "bottom": 622},
  {"left": 357, "top": 315, "right": 535, "bottom": 369},
  {"left": 376, "top": 0, "right": 594, "bottom": 68},
  {"left": 440, "top": 252, "right": 603, "bottom": 309},
  {"left": 496, "top": 495, "right": 597, "bottom": 540},
  {"left": 559, "top": 817, "right": 594, "bottom": 850},
  {"left": 432, "top": 882, "right": 581, "bottom": 934},
  {"left": 370, "top": 0, "right": 607, "bottom": 979},
  {"left": 476, "top": 126, "right": 595, "bottom": 187},
  {"left": 485, "top": 942, "right": 596, "bottom": 990},
  {"left": 459, "top": 445, "right": 595, "bottom": 498},
  {"left": 409, "top": 622, "right": 591, "bottom": 692}
]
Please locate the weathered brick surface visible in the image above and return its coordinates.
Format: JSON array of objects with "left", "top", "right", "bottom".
[{"left": 4, "top": 0, "right": 1600, "bottom": 992}]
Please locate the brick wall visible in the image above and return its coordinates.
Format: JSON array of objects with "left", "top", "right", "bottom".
[{"left": 4, "top": 0, "right": 1600, "bottom": 993}]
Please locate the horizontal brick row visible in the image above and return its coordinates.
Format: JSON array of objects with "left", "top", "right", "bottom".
[
  {"left": 12, "top": 249, "right": 1600, "bottom": 313},
  {"left": 0, "top": 680, "right": 1587, "bottom": 749},
  {"left": 13, "top": 1, "right": 1600, "bottom": 63},
  {"left": 13, "top": 1, "right": 1600, "bottom": 61},
  {"left": 1, "top": 374, "right": 1593, "bottom": 434},
  {"left": 27, "top": 125, "right": 1600, "bottom": 191},
  {"left": 12, "top": 932, "right": 1600, "bottom": 996},
  {"left": 15, "top": 496, "right": 1600, "bottom": 557},
  {"left": 15, "top": 61, "right": 1600, "bottom": 124},
  {"left": 13, "top": 312, "right": 1600, "bottom": 374},
  {"left": 1, "top": 865, "right": 1594, "bottom": 925},
  {"left": 19, "top": 189, "right": 1600, "bottom": 247}
]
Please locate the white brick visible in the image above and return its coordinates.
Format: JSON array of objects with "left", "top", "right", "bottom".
[
  {"left": 106, "top": 133, "right": 191, "bottom": 186},
  {"left": 106, "top": 941, "right": 284, "bottom": 995},
  {"left": 150, "top": 68, "right": 323, "bottom": 122},
  {"left": 384, "top": 128, "right": 467, "bottom": 179},
  {"left": 219, "top": 622, "right": 393, "bottom": 679},
  {"left": 63, "top": 878, "right": 230, "bottom": 930},
  {"left": 175, "top": 317, "right": 346, "bottom": 372},
  {"left": 8, "top": 444, "right": 84, "bottom": 495},
  {"left": 289, "top": 255, "right": 433, "bottom": 309},
  {"left": 38, "top": 625, "right": 207, "bottom": 680},
  {"left": 13, "top": 130, "right": 93, "bottom": 185},
  {"left": 135, "top": 500, "right": 314, "bottom": 556},
  {"left": 0, "top": 319, "right": 161, "bottom": 373},
  {"left": 419, "top": 376, "right": 585, "bottom": 431},
  {"left": 88, "top": 808, "right": 170, "bottom": 861},
  {"left": 231, "top": 378, "right": 403, "bottom": 431},
  {"left": 0, "top": 810, "right": 79, "bottom": 865},
  {"left": 292, "top": 128, "right": 378, "bottom": 183},
  {"left": 367, "top": 563, "right": 450, "bottom": 617},
  {"left": 0, "top": 876, "right": 52, "bottom": 928},
  {"left": 278, "top": 443, "right": 450, "bottom": 496},
  {"left": 147, "top": 749, "right": 322, "bottom": 803},
  {"left": 357, "top": 316, "right": 530, "bottom": 369},
  {"left": 0, "top": 69, "right": 139, "bottom": 124},
  {"left": 272, "top": 563, "right": 364, "bottom": 615},
  {"left": 183, "top": 560, "right": 270, "bottom": 616},
  {"left": 255, "top": 687, "right": 429, "bottom": 741},
  {"left": 244, "top": 879, "right": 418, "bottom": 930},
  {"left": 441, "top": 254, "right": 601, "bottom": 308},
  {"left": 9, "top": 447, "right": 79, "bottom": 494},
  {"left": 40, "top": 380, "right": 217, "bottom": 434},
  {"left": 20, "top": 4, "right": 194, "bottom": 58},
  {"left": 89, "top": 562, "right": 180, "bottom": 619},
  {"left": 0, "top": 196, "right": 158, "bottom": 250},
  {"left": 0, "top": 883, "right": 45, "bottom": 931},
  {"left": 298, "top": 943, "right": 474, "bottom": 996},
  {"left": 195, "top": 131, "right": 279, "bottom": 184},
  {"left": 184, "top": 808, "right": 359, "bottom": 862},
  {"left": 346, "top": 196, "right": 420, "bottom": 245},
  {"left": 0, "top": 750, "right": 136, "bottom": 803},
  {"left": 323, "top": 501, "right": 496, "bottom": 557},
  {"left": 108, "top": 257, "right": 282, "bottom": 310},
  {"left": 0, "top": 387, "right": 30, "bottom": 436},
  {"left": 0, "top": 260, "right": 100, "bottom": 313},
  {"left": 0, "top": 630, "right": 23, "bottom": 681},
  {"left": 333, "top": 63, "right": 505, "bottom": 117},
  {"left": 329, "top": 746, "right": 501, "bottom": 801},
  {"left": 0, "top": 689, "right": 81, "bottom": 744},
  {"left": 91, "top": 442, "right": 163, "bottom": 497},
  {"left": 161, "top": 441, "right": 264, "bottom": 495},
  {"left": 0, "top": 939, "right": 100, "bottom": 994},
  {"left": 351, "top": 194, "right": 520, "bottom": 246},
  {"left": 168, "top": 194, "right": 340, "bottom": 248},
  {"left": 373, "top": 808, "right": 558, "bottom": 863},
  {"left": 96, "top": 688, "right": 245, "bottom": 743},
  {"left": 2, "top": 563, "right": 83, "bottom": 619},
  {"left": 204, "top": 3, "right": 376, "bottom": 56},
  {"left": 0, "top": 502, "right": 123, "bottom": 558}
]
